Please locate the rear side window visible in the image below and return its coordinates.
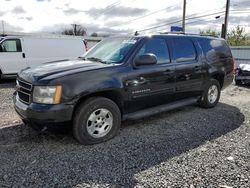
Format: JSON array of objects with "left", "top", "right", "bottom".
[
  {"left": 172, "top": 38, "right": 196, "bottom": 62},
  {"left": 199, "top": 38, "right": 232, "bottom": 62},
  {"left": 137, "top": 38, "right": 170, "bottom": 64},
  {"left": 0, "top": 39, "right": 22, "bottom": 52}
]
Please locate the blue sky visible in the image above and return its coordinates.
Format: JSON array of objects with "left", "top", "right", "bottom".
[{"left": 0, "top": 0, "right": 249, "bottom": 35}]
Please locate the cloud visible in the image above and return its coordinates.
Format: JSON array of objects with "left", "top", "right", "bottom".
[
  {"left": 85, "top": 6, "right": 148, "bottom": 18},
  {"left": 36, "top": 0, "right": 51, "bottom": 2},
  {"left": 0, "top": 22, "right": 23, "bottom": 32},
  {"left": 40, "top": 23, "right": 132, "bottom": 36},
  {"left": 63, "top": 8, "right": 84, "bottom": 15},
  {"left": 0, "top": 11, "right": 5, "bottom": 17},
  {"left": 12, "top": 6, "right": 26, "bottom": 14},
  {"left": 19, "top": 16, "right": 33, "bottom": 21},
  {"left": 231, "top": 0, "right": 250, "bottom": 8},
  {"left": 229, "top": 15, "right": 250, "bottom": 25},
  {"left": 105, "top": 20, "right": 128, "bottom": 27}
]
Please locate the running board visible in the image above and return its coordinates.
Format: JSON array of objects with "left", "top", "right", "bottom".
[{"left": 123, "top": 97, "right": 198, "bottom": 121}]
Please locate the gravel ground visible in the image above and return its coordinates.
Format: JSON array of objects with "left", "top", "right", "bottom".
[{"left": 0, "top": 80, "right": 249, "bottom": 188}]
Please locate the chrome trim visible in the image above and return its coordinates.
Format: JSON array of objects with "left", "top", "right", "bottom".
[
  {"left": 16, "top": 78, "right": 33, "bottom": 104},
  {"left": 17, "top": 93, "right": 30, "bottom": 105}
]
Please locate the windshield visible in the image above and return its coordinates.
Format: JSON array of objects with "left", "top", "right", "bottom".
[{"left": 82, "top": 37, "right": 139, "bottom": 64}]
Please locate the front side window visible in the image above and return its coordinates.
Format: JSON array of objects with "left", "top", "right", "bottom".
[
  {"left": 0, "top": 39, "right": 22, "bottom": 52},
  {"left": 137, "top": 38, "right": 170, "bottom": 64},
  {"left": 173, "top": 38, "right": 196, "bottom": 62}
]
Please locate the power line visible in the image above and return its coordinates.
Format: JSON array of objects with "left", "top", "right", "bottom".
[
  {"left": 109, "top": 3, "right": 179, "bottom": 28},
  {"left": 131, "top": 8, "right": 250, "bottom": 34},
  {"left": 92, "top": 0, "right": 123, "bottom": 17},
  {"left": 133, "top": 11, "right": 226, "bottom": 33},
  {"left": 137, "top": 6, "right": 226, "bottom": 32},
  {"left": 148, "top": 14, "right": 225, "bottom": 34},
  {"left": 146, "top": 9, "right": 250, "bottom": 35}
]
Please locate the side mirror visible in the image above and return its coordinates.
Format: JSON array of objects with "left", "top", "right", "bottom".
[{"left": 134, "top": 53, "right": 157, "bottom": 66}]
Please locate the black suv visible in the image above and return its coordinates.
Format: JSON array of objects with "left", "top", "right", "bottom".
[{"left": 14, "top": 34, "right": 234, "bottom": 144}]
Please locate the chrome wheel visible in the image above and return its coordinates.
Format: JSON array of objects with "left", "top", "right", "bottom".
[
  {"left": 86, "top": 108, "right": 113, "bottom": 138},
  {"left": 208, "top": 85, "right": 218, "bottom": 104}
]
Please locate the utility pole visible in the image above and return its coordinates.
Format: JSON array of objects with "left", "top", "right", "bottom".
[
  {"left": 1, "top": 20, "right": 5, "bottom": 35},
  {"left": 221, "top": 0, "right": 230, "bottom": 39},
  {"left": 182, "top": 0, "right": 186, "bottom": 33}
]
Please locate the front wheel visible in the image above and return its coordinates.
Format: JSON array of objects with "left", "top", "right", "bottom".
[
  {"left": 73, "top": 97, "right": 121, "bottom": 145},
  {"left": 199, "top": 79, "right": 221, "bottom": 108}
]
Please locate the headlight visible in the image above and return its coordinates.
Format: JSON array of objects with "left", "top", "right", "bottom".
[{"left": 33, "top": 86, "right": 62, "bottom": 104}]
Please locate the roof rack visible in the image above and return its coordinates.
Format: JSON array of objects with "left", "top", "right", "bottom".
[{"left": 159, "top": 32, "right": 219, "bottom": 38}]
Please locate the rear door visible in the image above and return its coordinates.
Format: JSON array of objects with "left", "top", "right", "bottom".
[
  {"left": 171, "top": 37, "right": 205, "bottom": 98},
  {"left": 0, "top": 38, "right": 27, "bottom": 74},
  {"left": 125, "top": 37, "right": 175, "bottom": 113}
]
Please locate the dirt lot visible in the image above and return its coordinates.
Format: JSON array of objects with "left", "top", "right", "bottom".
[{"left": 0, "top": 80, "right": 249, "bottom": 188}]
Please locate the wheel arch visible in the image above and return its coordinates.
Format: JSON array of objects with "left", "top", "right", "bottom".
[
  {"left": 211, "top": 72, "right": 225, "bottom": 88},
  {"left": 73, "top": 89, "right": 124, "bottom": 118}
]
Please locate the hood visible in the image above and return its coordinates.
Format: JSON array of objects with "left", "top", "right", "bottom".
[{"left": 18, "top": 59, "right": 115, "bottom": 83}]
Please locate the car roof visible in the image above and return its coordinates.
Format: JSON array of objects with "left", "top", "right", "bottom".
[{"left": 123, "top": 33, "right": 222, "bottom": 41}]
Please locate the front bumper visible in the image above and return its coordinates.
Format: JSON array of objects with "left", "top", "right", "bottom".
[{"left": 13, "top": 93, "right": 74, "bottom": 125}]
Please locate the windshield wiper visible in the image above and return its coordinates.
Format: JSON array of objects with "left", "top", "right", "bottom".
[{"left": 86, "top": 57, "right": 107, "bottom": 64}]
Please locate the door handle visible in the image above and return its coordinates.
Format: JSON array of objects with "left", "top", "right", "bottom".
[{"left": 22, "top": 53, "right": 26, "bottom": 58}]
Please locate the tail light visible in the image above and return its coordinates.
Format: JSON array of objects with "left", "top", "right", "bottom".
[{"left": 232, "top": 58, "right": 236, "bottom": 75}]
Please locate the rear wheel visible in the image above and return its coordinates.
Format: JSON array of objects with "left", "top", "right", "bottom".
[
  {"left": 199, "top": 79, "right": 221, "bottom": 108},
  {"left": 73, "top": 97, "right": 121, "bottom": 145}
]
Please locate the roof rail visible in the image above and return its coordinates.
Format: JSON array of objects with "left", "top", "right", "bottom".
[{"left": 158, "top": 32, "right": 219, "bottom": 38}]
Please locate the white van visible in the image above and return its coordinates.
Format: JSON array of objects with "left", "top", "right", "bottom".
[{"left": 0, "top": 35, "right": 87, "bottom": 78}]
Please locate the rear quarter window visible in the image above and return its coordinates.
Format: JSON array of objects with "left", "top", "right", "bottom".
[{"left": 199, "top": 38, "right": 232, "bottom": 62}]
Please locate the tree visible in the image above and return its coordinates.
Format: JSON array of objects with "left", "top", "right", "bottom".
[
  {"left": 227, "top": 25, "right": 250, "bottom": 46},
  {"left": 200, "top": 26, "right": 250, "bottom": 46},
  {"left": 199, "top": 29, "right": 220, "bottom": 37},
  {"left": 90, "top": 32, "right": 98, "bottom": 37},
  {"left": 62, "top": 24, "right": 87, "bottom": 36}
]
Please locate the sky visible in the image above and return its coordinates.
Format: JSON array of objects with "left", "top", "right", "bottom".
[{"left": 0, "top": 0, "right": 249, "bottom": 36}]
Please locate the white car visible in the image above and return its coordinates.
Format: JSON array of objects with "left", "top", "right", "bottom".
[{"left": 0, "top": 35, "right": 87, "bottom": 79}]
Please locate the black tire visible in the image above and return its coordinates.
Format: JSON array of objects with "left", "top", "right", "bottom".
[
  {"left": 73, "top": 97, "right": 121, "bottom": 145},
  {"left": 199, "top": 79, "right": 221, "bottom": 108}
]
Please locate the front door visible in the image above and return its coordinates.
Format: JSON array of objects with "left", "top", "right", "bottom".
[
  {"left": 0, "top": 38, "right": 26, "bottom": 74},
  {"left": 125, "top": 37, "right": 175, "bottom": 113}
]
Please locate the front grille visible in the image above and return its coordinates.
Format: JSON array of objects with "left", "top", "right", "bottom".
[{"left": 16, "top": 79, "right": 32, "bottom": 104}]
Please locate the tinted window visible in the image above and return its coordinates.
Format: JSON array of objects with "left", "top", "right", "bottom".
[
  {"left": 199, "top": 38, "right": 232, "bottom": 62},
  {"left": 0, "top": 39, "right": 22, "bottom": 52},
  {"left": 173, "top": 38, "right": 196, "bottom": 62},
  {"left": 137, "top": 38, "right": 170, "bottom": 64}
]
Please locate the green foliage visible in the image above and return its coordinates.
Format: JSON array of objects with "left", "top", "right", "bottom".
[
  {"left": 200, "top": 26, "right": 250, "bottom": 46},
  {"left": 227, "top": 26, "right": 250, "bottom": 46},
  {"left": 199, "top": 29, "right": 220, "bottom": 37}
]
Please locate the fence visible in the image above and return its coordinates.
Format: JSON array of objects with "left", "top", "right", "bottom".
[{"left": 230, "top": 46, "right": 250, "bottom": 65}]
